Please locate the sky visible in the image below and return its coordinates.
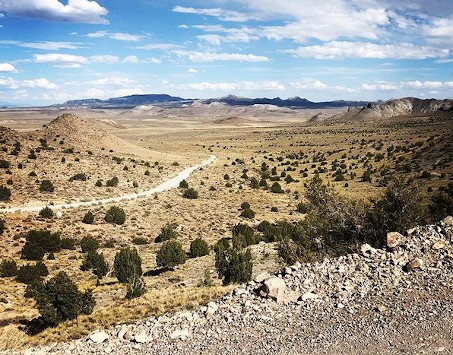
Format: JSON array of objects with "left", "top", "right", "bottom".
[{"left": 0, "top": 0, "right": 453, "bottom": 105}]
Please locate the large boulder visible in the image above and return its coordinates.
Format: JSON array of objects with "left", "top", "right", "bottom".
[
  {"left": 386, "top": 232, "right": 404, "bottom": 250},
  {"left": 259, "top": 277, "right": 286, "bottom": 302}
]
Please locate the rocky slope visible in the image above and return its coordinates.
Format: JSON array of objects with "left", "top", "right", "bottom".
[
  {"left": 11, "top": 216, "right": 453, "bottom": 355},
  {"left": 323, "top": 97, "right": 453, "bottom": 122}
]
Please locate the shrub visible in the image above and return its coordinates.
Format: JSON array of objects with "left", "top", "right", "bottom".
[
  {"left": 155, "top": 223, "right": 178, "bottom": 243},
  {"left": 361, "top": 170, "right": 372, "bottom": 182},
  {"left": 240, "top": 208, "right": 255, "bottom": 219},
  {"left": 80, "top": 236, "right": 100, "bottom": 253},
  {"left": 224, "top": 174, "right": 230, "bottom": 180},
  {"left": 0, "top": 186, "right": 11, "bottom": 201},
  {"left": 215, "top": 246, "right": 252, "bottom": 285},
  {"left": 82, "top": 210, "right": 95, "bottom": 224},
  {"left": 156, "top": 240, "right": 186, "bottom": 268},
  {"left": 133, "top": 181, "right": 139, "bottom": 188},
  {"left": 26, "top": 271, "right": 95, "bottom": 326},
  {"left": 39, "top": 206, "right": 54, "bottom": 218},
  {"left": 429, "top": 182, "right": 453, "bottom": 221},
  {"left": 114, "top": 248, "right": 143, "bottom": 283},
  {"left": 69, "top": 173, "right": 87, "bottom": 182},
  {"left": 250, "top": 177, "right": 259, "bottom": 189},
  {"left": 104, "top": 206, "right": 126, "bottom": 225},
  {"left": 270, "top": 206, "right": 278, "bottom": 212},
  {"left": 0, "top": 260, "right": 17, "bottom": 277},
  {"left": 179, "top": 179, "right": 189, "bottom": 189},
  {"left": 95, "top": 179, "right": 102, "bottom": 187},
  {"left": 21, "top": 230, "right": 61, "bottom": 260},
  {"left": 39, "top": 180, "right": 54, "bottom": 192},
  {"left": 183, "top": 188, "right": 198, "bottom": 199},
  {"left": 365, "top": 179, "right": 427, "bottom": 247},
  {"left": 296, "top": 202, "right": 308, "bottom": 214},
  {"left": 81, "top": 251, "right": 108, "bottom": 278},
  {"left": 16, "top": 262, "right": 48, "bottom": 284},
  {"left": 125, "top": 275, "right": 146, "bottom": 299},
  {"left": 60, "top": 238, "right": 76, "bottom": 250},
  {"left": 132, "top": 237, "right": 148, "bottom": 245},
  {"left": 232, "top": 223, "right": 255, "bottom": 249},
  {"left": 335, "top": 173, "right": 345, "bottom": 181},
  {"left": 0, "top": 218, "right": 5, "bottom": 235},
  {"left": 240, "top": 202, "right": 250, "bottom": 210},
  {"left": 270, "top": 182, "right": 284, "bottom": 193},
  {"left": 106, "top": 177, "right": 119, "bottom": 187},
  {"left": 421, "top": 171, "right": 431, "bottom": 179},
  {"left": 190, "top": 238, "right": 209, "bottom": 257},
  {"left": 0, "top": 159, "right": 10, "bottom": 168}
]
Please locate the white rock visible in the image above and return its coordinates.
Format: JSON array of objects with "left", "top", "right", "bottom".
[
  {"left": 170, "top": 328, "right": 189, "bottom": 340},
  {"left": 386, "top": 231, "right": 404, "bottom": 249},
  {"left": 55, "top": 211, "right": 63, "bottom": 219},
  {"left": 254, "top": 271, "right": 271, "bottom": 283},
  {"left": 301, "top": 291, "right": 319, "bottom": 301},
  {"left": 134, "top": 331, "right": 151, "bottom": 343},
  {"left": 206, "top": 301, "right": 218, "bottom": 318},
  {"left": 89, "top": 330, "right": 109, "bottom": 344},
  {"left": 361, "top": 243, "right": 376, "bottom": 257},
  {"left": 261, "top": 277, "right": 286, "bottom": 302},
  {"left": 442, "top": 216, "right": 453, "bottom": 226}
]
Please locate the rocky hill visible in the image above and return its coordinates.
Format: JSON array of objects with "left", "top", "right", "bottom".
[
  {"left": 328, "top": 97, "right": 453, "bottom": 122},
  {"left": 13, "top": 216, "right": 453, "bottom": 355}
]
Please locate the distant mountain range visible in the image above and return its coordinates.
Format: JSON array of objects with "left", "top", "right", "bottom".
[{"left": 56, "top": 94, "right": 368, "bottom": 109}]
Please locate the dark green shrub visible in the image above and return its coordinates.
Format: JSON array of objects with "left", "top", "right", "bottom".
[
  {"left": 0, "top": 159, "right": 10, "bottom": 168},
  {"left": 21, "top": 230, "right": 61, "bottom": 260},
  {"left": 132, "top": 237, "right": 148, "bottom": 245},
  {"left": 39, "top": 206, "right": 54, "bottom": 218},
  {"left": 16, "top": 262, "right": 48, "bottom": 284},
  {"left": 133, "top": 181, "right": 138, "bottom": 188},
  {"left": 95, "top": 179, "right": 102, "bottom": 187},
  {"left": 240, "top": 208, "right": 255, "bottom": 219},
  {"left": 215, "top": 245, "right": 252, "bottom": 285},
  {"left": 39, "top": 180, "right": 54, "bottom": 192},
  {"left": 82, "top": 210, "right": 95, "bottom": 224},
  {"left": 60, "top": 238, "right": 76, "bottom": 250},
  {"left": 250, "top": 177, "right": 259, "bottom": 189},
  {"left": 361, "top": 170, "right": 372, "bottom": 182},
  {"left": 183, "top": 188, "right": 198, "bottom": 199},
  {"left": 114, "top": 248, "right": 142, "bottom": 283},
  {"left": 270, "top": 206, "right": 278, "bottom": 212},
  {"left": 421, "top": 171, "right": 431, "bottom": 179},
  {"left": 106, "top": 177, "right": 119, "bottom": 187},
  {"left": 0, "top": 260, "right": 17, "bottom": 277},
  {"left": 155, "top": 223, "right": 178, "bottom": 243},
  {"left": 21, "top": 243, "right": 45, "bottom": 261},
  {"left": 28, "top": 150, "right": 37, "bottom": 159},
  {"left": 429, "top": 182, "right": 453, "bottom": 221},
  {"left": 240, "top": 202, "right": 250, "bottom": 210},
  {"left": 270, "top": 182, "right": 284, "bottom": 193},
  {"left": 156, "top": 240, "right": 186, "bottom": 268},
  {"left": 232, "top": 223, "right": 255, "bottom": 248},
  {"left": 224, "top": 174, "right": 230, "bottom": 180},
  {"left": 296, "top": 202, "right": 308, "bottom": 213},
  {"left": 80, "top": 236, "right": 100, "bottom": 253},
  {"left": 190, "top": 238, "right": 209, "bottom": 257},
  {"left": 179, "top": 179, "right": 189, "bottom": 189},
  {"left": 0, "top": 186, "right": 11, "bottom": 201},
  {"left": 0, "top": 218, "right": 5, "bottom": 235},
  {"left": 213, "top": 238, "right": 230, "bottom": 253},
  {"left": 26, "top": 271, "right": 95, "bottom": 326},
  {"left": 104, "top": 206, "right": 126, "bottom": 225},
  {"left": 81, "top": 251, "right": 108, "bottom": 278},
  {"left": 335, "top": 173, "right": 345, "bottom": 181},
  {"left": 69, "top": 173, "right": 87, "bottom": 182}
]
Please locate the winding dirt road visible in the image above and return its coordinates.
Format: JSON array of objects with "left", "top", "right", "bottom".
[{"left": 0, "top": 155, "right": 216, "bottom": 214}]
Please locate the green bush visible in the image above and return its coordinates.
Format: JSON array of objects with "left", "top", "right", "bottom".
[
  {"left": 106, "top": 177, "right": 119, "bottom": 187},
  {"left": 429, "top": 183, "right": 453, "bottom": 221},
  {"left": 240, "top": 208, "right": 255, "bottom": 219},
  {"left": 215, "top": 245, "right": 252, "bottom": 285},
  {"left": 114, "top": 248, "right": 142, "bottom": 283},
  {"left": 69, "top": 173, "right": 87, "bottom": 182},
  {"left": 132, "top": 237, "right": 148, "bottom": 245},
  {"left": 39, "top": 206, "right": 54, "bottom": 218},
  {"left": 156, "top": 240, "right": 186, "bottom": 268},
  {"left": 270, "top": 182, "right": 284, "bottom": 193},
  {"left": 240, "top": 202, "right": 251, "bottom": 210},
  {"left": 0, "top": 159, "right": 10, "bottom": 168},
  {"left": 104, "top": 206, "right": 126, "bottom": 225},
  {"left": 16, "top": 262, "right": 48, "bottom": 284},
  {"left": 39, "top": 180, "right": 54, "bottom": 192},
  {"left": 179, "top": 179, "right": 189, "bottom": 189},
  {"left": 155, "top": 223, "right": 178, "bottom": 243},
  {"left": 80, "top": 236, "right": 100, "bottom": 253},
  {"left": 296, "top": 202, "right": 308, "bottom": 213},
  {"left": 250, "top": 177, "right": 259, "bottom": 189},
  {"left": 183, "top": 188, "right": 198, "bottom": 199},
  {"left": 361, "top": 170, "right": 372, "bottom": 182},
  {"left": 232, "top": 223, "right": 255, "bottom": 248},
  {"left": 26, "top": 271, "right": 95, "bottom": 326},
  {"left": 0, "top": 186, "right": 12, "bottom": 201},
  {"left": 21, "top": 230, "right": 61, "bottom": 260},
  {"left": 190, "top": 238, "right": 209, "bottom": 257},
  {"left": 81, "top": 251, "right": 108, "bottom": 278},
  {"left": 0, "top": 218, "right": 5, "bottom": 235},
  {"left": 60, "top": 238, "right": 76, "bottom": 250},
  {"left": 82, "top": 210, "right": 95, "bottom": 224},
  {"left": 0, "top": 260, "right": 17, "bottom": 277},
  {"left": 95, "top": 179, "right": 102, "bottom": 187}
]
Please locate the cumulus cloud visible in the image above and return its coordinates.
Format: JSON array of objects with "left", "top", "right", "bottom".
[
  {"left": 0, "top": 76, "right": 57, "bottom": 89},
  {"left": 86, "top": 31, "right": 145, "bottom": 42},
  {"left": 0, "top": 40, "right": 81, "bottom": 50},
  {"left": 188, "top": 68, "right": 198, "bottom": 74},
  {"left": 33, "top": 53, "right": 88, "bottom": 67},
  {"left": 172, "top": 6, "right": 256, "bottom": 22},
  {"left": 285, "top": 41, "right": 449, "bottom": 59},
  {"left": 181, "top": 80, "right": 284, "bottom": 91},
  {"left": 172, "top": 50, "right": 269, "bottom": 62},
  {"left": 136, "top": 43, "right": 183, "bottom": 51},
  {"left": 361, "top": 80, "right": 453, "bottom": 91},
  {"left": 90, "top": 55, "right": 120, "bottom": 64},
  {"left": 0, "top": 0, "right": 108, "bottom": 24},
  {"left": 122, "top": 55, "right": 140, "bottom": 63},
  {"left": 290, "top": 80, "right": 356, "bottom": 93},
  {"left": 0, "top": 63, "right": 17, "bottom": 73}
]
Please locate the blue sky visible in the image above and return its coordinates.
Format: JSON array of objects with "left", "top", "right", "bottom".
[{"left": 0, "top": 0, "right": 452, "bottom": 105}]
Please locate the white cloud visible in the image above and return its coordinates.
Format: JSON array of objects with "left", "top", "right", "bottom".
[
  {"left": 86, "top": 31, "right": 145, "bottom": 42},
  {"left": 0, "top": 0, "right": 108, "bottom": 24},
  {"left": 196, "top": 34, "right": 222, "bottom": 45},
  {"left": 90, "top": 55, "right": 120, "bottom": 64},
  {"left": 33, "top": 53, "right": 88, "bottom": 67},
  {"left": 181, "top": 80, "right": 284, "bottom": 92},
  {"left": 173, "top": 50, "right": 269, "bottom": 62},
  {"left": 172, "top": 6, "right": 255, "bottom": 22},
  {"left": 136, "top": 43, "right": 183, "bottom": 51},
  {"left": 0, "top": 63, "right": 17, "bottom": 73},
  {"left": 286, "top": 41, "right": 449, "bottom": 59},
  {"left": 423, "top": 17, "right": 453, "bottom": 47},
  {"left": 361, "top": 80, "right": 453, "bottom": 91},
  {"left": 122, "top": 55, "right": 140, "bottom": 63},
  {"left": 22, "top": 78, "right": 57, "bottom": 89},
  {"left": 188, "top": 68, "right": 198, "bottom": 74},
  {"left": 290, "top": 80, "right": 355, "bottom": 93},
  {"left": 0, "top": 40, "right": 81, "bottom": 50}
]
